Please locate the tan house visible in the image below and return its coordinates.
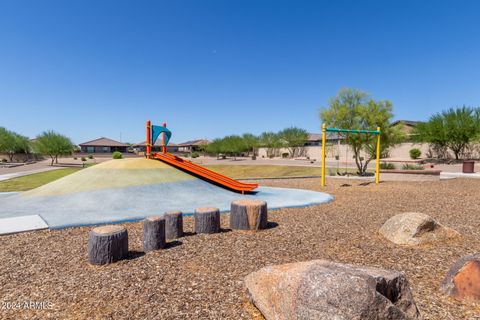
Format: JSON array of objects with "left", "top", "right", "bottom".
[
  {"left": 132, "top": 140, "right": 179, "bottom": 153},
  {"left": 178, "top": 139, "right": 210, "bottom": 153},
  {"left": 305, "top": 133, "right": 344, "bottom": 146},
  {"left": 79, "top": 137, "right": 129, "bottom": 153},
  {"left": 391, "top": 120, "right": 420, "bottom": 137}
]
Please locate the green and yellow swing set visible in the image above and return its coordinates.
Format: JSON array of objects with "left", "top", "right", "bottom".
[{"left": 321, "top": 123, "right": 381, "bottom": 187}]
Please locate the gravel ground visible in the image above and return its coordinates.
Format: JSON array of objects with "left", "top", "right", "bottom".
[{"left": 1, "top": 178, "right": 480, "bottom": 319}]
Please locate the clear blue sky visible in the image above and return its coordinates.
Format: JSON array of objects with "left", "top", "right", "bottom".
[{"left": 1, "top": 0, "right": 479, "bottom": 144}]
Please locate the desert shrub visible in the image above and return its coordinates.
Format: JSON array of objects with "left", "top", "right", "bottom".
[
  {"left": 88, "top": 154, "right": 94, "bottom": 159},
  {"left": 402, "top": 163, "right": 424, "bottom": 170},
  {"left": 380, "top": 162, "right": 395, "bottom": 170},
  {"left": 112, "top": 151, "right": 123, "bottom": 159},
  {"left": 191, "top": 152, "right": 199, "bottom": 158},
  {"left": 409, "top": 148, "right": 421, "bottom": 159}
]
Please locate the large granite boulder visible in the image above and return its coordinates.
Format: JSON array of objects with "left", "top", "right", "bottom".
[
  {"left": 441, "top": 253, "right": 480, "bottom": 301},
  {"left": 379, "top": 212, "right": 458, "bottom": 245},
  {"left": 245, "top": 260, "right": 421, "bottom": 320}
]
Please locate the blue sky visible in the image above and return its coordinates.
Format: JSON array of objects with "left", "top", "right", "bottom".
[{"left": 1, "top": 0, "right": 479, "bottom": 144}]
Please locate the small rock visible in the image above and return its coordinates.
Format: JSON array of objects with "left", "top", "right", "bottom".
[
  {"left": 379, "top": 212, "right": 458, "bottom": 245},
  {"left": 441, "top": 253, "right": 480, "bottom": 301},
  {"left": 244, "top": 259, "right": 421, "bottom": 320}
]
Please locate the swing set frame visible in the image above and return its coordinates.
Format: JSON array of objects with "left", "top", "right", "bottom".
[{"left": 321, "top": 123, "right": 381, "bottom": 186}]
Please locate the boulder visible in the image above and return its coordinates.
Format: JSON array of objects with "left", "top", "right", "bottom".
[
  {"left": 379, "top": 212, "right": 458, "bottom": 245},
  {"left": 245, "top": 259, "right": 421, "bottom": 320},
  {"left": 441, "top": 253, "right": 480, "bottom": 301}
]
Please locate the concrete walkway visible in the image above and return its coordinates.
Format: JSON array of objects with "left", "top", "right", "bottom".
[
  {"left": 0, "top": 167, "right": 62, "bottom": 181},
  {"left": 0, "top": 215, "right": 48, "bottom": 235},
  {"left": 440, "top": 172, "right": 480, "bottom": 179}
]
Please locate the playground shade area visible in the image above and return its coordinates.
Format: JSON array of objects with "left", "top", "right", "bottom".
[{"left": 0, "top": 158, "right": 333, "bottom": 229}]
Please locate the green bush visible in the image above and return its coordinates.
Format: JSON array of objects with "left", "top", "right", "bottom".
[
  {"left": 73, "top": 157, "right": 78, "bottom": 160},
  {"left": 409, "top": 148, "right": 421, "bottom": 159},
  {"left": 380, "top": 162, "right": 395, "bottom": 170},
  {"left": 191, "top": 152, "right": 199, "bottom": 158},
  {"left": 281, "top": 152, "right": 289, "bottom": 158},
  {"left": 402, "top": 163, "right": 424, "bottom": 170},
  {"left": 88, "top": 154, "right": 94, "bottom": 159},
  {"left": 1, "top": 159, "right": 7, "bottom": 163},
  {"left": 112, "top": 151, "right": 123, "bottom": 159},
  {"left": 80, "top": 157, "right": 87, "bottom": 162}
]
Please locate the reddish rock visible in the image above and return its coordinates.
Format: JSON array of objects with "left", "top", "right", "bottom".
[
  {"left": 441, "top": 253, "right": 480, "bottom": 301},
  {"left": 245, "top": 259, "right": 421, "bottom": 320}
]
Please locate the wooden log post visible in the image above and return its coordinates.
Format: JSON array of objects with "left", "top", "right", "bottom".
[
  {"left": 165, "top": 211, "right": 183, "bottom": 239},
  {"left": 230, "top": 199, "right": 268, "bottom": 231},
  {"left": 88, "top": 225, "right": 128, "bottom": 265},
  {"left": 194, "top": 207, "right": 220, "bottom": 234},
  {"left": 143, "top": 216, "right": 166, "bottom": 251}
]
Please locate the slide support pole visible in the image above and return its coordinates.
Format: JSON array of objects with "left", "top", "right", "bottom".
[
  {"left": 321, "top": 123, "right": 326, "bottom": 187},
  {"left": 375, "top": 126, "right": 381, "bottom": 184},
  {"left": 162, "top": 122, "right": 167, "bottom": 154},
  {"left": 146, "top": 120, "right": 152, "bottom": 159}
]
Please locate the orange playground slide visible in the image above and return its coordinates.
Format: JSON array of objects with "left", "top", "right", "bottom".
[{"left": 153, "top": 152, "right": 258, "bottom": 193}]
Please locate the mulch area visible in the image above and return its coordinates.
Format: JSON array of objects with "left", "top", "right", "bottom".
[{"left": 1, "top": 178, "right": 480, "bottom": 319}]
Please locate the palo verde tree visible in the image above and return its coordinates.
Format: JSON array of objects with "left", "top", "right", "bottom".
[
  {"left": 414, "top": 106, "right": 480, "bottom": 160},
  {"left": 205, "top": 138, "right": 223, "bottom": 159},
  {"left": 320, "top": 88, "right": 404, "bottom": 175},
  {"left": 278, "top": 127, "right": 309, "bottom": 158},
  {"left": 205, "top": 135, "right": 249, "bottom": 160},
  {"left": 221, "top": 135, "right": 248, "bottom": 160},
  {"left": 259, "top": 131, "right": 283, "bottom": 158},
  {"left": 242, "top": 133, "right": 259, "bottom": 157},
  {"left": 35, "top": 130, "right": 75, "bottom": 165},
  {"left": 0, "top": 127, "right": 31, "bottom": 162}
]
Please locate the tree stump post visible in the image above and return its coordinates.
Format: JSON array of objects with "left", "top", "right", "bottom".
[
  {"left": 143, "top": 216, "right": 166, "bottom": 251},
  {"left": 88, "top": 225, "right": 128, "bottom": 265},
  {"left": 230, "top": 199, "right": 268, "bottom": 231},
  {"left": 165, "top": 211, "right": 183, "bottom": 239},
  {"left": 194, "top": 207, "right": 220, "bottom": 234}
]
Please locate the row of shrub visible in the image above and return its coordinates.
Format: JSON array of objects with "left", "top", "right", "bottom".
[
  {"left": 204, "top": 127, "right": 309, "bottom": 159},
  {"left": 380, "top": 162, "right": 425, "bottom": 170}
]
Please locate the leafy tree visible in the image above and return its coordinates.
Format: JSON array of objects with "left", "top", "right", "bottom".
[
  {"left": 205, "top": 135, "right": 249, "bottom": 159},
  {"left": 320, "top": 88, "right": 404, "bottom": 175},
  {"left": 0, "top": 128, "right": 31, "bottom": 162},
  {"left": 221, "top": 135, "right": 248, "bottom": 159},
  {"left": 414, "top": 106, "right": 480, "bottom": 160},
  {"left": 278, "top": 127, "right": 308, "bottom": 158},
  {"left": 259, "top": 131, "right": 283, "bottom": 158},
  {"left": 35, "top": 131, "right": 75, "bottom": 165},
  {"left": 205, "top": 138, "right": 223, "bottom": 159},
  {"left": 242, "top": 133, "right": 259, "bottom": 157}
]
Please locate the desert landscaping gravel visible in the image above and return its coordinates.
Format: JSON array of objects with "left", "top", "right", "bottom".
[{"left": 1, "top": 177, "right": 480, "bottom": 319}]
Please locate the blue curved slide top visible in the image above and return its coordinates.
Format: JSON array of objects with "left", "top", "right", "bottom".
[{"left": 151, "top": 125, "right": 172, "bottom": 146}]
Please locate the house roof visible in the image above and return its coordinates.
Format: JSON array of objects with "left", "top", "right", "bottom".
[
  {"left": 391, "top": 120, "right": 420, "bottom": 127},
  {"left": 178, "top": 139, "right": 210, "bottom": 146},
  {"left": 79, "top": 137, "right": 129, "bottom": 147},
  {"left": 132, "top": 141, "right": 178, "bottom": 147}
]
